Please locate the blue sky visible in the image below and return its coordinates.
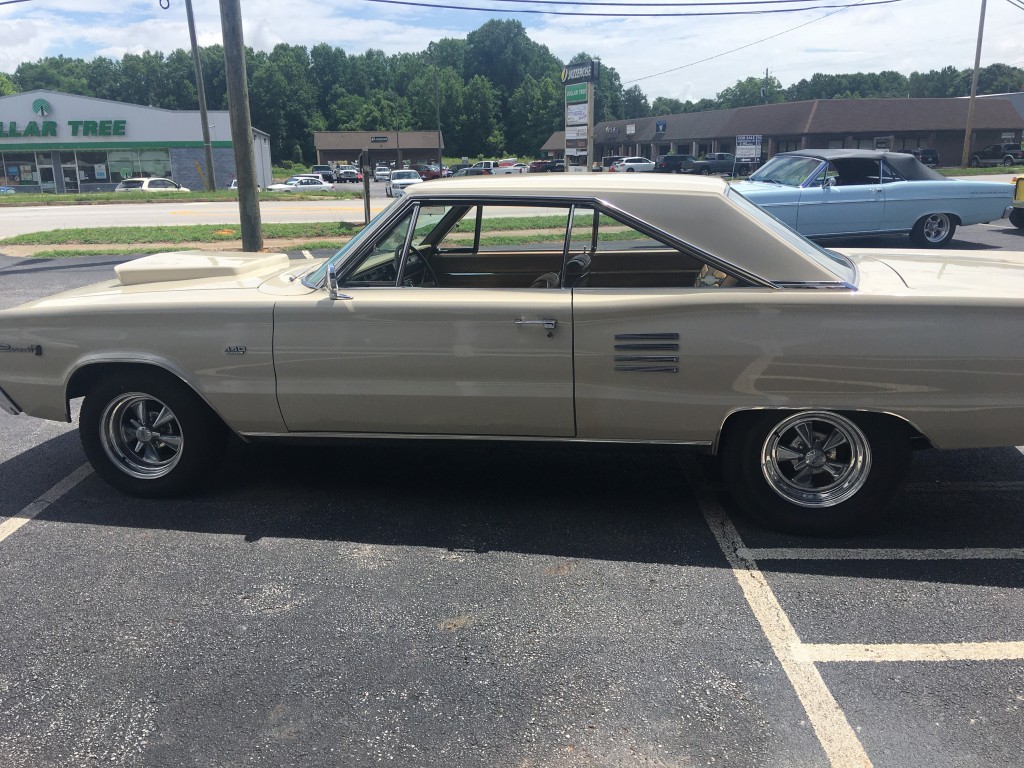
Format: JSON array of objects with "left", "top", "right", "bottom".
[{"left": 3, "top": 0, "right": 1024, "bottom": 103}]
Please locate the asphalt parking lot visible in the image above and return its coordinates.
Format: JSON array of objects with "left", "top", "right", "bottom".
[{"left": 1, "top": 221, "right": 1024, "bottom": 767}]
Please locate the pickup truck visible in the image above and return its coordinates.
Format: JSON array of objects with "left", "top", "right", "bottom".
[
  {"left": 471, "top": 160, "right": 526, "bottom": 175},
  {"left": 968, "top": 144, "right": 1024, "bottom": 168},
  {"left": 688, "top": 153, "right": 739, "bottom": 176}
]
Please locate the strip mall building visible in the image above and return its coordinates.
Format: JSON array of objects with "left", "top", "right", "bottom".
[{"left": 0, "top": 90, "right": 272, "bottom": 192}]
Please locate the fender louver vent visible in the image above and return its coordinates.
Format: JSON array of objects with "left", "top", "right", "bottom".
[{"left": 614, "top": 333, "right": 679, "bottom": 373}]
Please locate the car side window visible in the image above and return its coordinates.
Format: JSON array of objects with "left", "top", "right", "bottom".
[
  {"left": 567, "top": 206, "right": 718, "bottom": 288},
  {"left": 342, "top": 208, "right": 416, "bottom": 286}
]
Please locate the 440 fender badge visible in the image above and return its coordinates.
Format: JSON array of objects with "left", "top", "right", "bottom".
[
  {"left": 224, "top": 346, "right": 247, "bottom": 355},
  {"left": 0, "top": 343, "right": 42, "bottom": 355}
]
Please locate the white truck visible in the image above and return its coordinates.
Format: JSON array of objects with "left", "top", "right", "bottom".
[{"left": 471, "top": 159, "right": 526, "bottom": 174}]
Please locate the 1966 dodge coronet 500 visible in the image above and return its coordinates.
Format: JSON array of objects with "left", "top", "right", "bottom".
[
  {"left": 1, "top": 174, "right": 1023, "bottom": 534},
  {"left": 737, "top": 149, "right": 1013, "bottom": 247}
]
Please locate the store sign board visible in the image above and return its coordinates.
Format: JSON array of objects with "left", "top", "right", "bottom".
[
  {"left": 561, "top": 60, "right": 600, "bottom": 85},
  {"left": 0, "top": 119, "right": 128, "bottom": 139},
  {"left": 735, "top": 134, "right": 762, "bottom": 162},
  {"left": 566, "top": 103, "right": 588, "bottom": 126},
  {"left": 566, "top": 126, "right": 587, "bottom": 140},
  {"left": 565, "top": 83, "right": 587, "bottom": 104}
]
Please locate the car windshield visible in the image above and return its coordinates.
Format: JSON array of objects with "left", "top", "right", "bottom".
[
  {"left": 726, "top": 186, "right": 856, "bottom": 284},
  {"left": 393, "top": 171, "right": 418, "bottom": 180},
  {"left": 749, "top": 155, "right": 824, "bottom": 186},
  {"left": 119, "top": 180, "right": 144, "bottom": 189}
]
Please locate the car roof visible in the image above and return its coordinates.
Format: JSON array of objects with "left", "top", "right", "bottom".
[
  {"left": 399, "top": 174, "right": 846, "bottom": 284},
  {"left": 774, "top": 149, "right": 946, "bottom": 180}
]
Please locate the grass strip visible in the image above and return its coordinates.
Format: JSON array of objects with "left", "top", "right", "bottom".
[
  {"left": 0, "top": 189, "right": 362, "bottom": 206},
  {"left": 2, "top": 221, "right": 356, "bottom": 246}
]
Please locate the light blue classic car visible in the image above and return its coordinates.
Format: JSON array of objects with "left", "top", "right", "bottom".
[{"left": 735, "top": 149, "right": 1013, "bottom": 247}]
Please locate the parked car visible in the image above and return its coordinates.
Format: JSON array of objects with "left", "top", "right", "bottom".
[
  {"left": 451, "top": 168, "right": 493, "bottom": 177},
  {"left": 737, "top": 149, "right": 1013, "bottom": 247},
  {"left": 311, "top": 165, "right": 335, "bottom": 183},
  {"left": 266, "top": 175, "right": 334, "bottom": 192},
  {"left": 528, "top": 160, "right": 554, "bottom": 173},
  {"left": 0, "top": 185, "right": 16, "bottom": 194},
  {"left": 689, "top": 153, "right": 739, "bottom": 176},
  {"left": 4, "top": 174, "right": 1024, "bottom": 536},
  {"left": 610, "top": 157, "right": 655, "bottom": 173},
  {"left": 968, "top": 143, "right": 1024, "bottom": 168},
  {"left": 334, "top": 165, "right": 362, "bottom": 183},
  {"left": 897, "top": 147, "right": 939, "bottom": 167},
  {"left": 471, "top": 160, "right": 525, "bottom": 175},
  {"left": 653, "top": 154, "right": 697, "bottom": 174},
  {"left": 550, "top": 160, "right": 565, "bottom": 172},
  {"left": 385, "top": 169, "right": 423, "bottom": 196},
  {"left": 409, "top": 164, "right": 441, "bottom": 181},
  {"left": 600, "top": 156, "right": 625, "bottom": 171},
  {"left": 374, "top": 166, "right": 392, "bottom": 182},
  {"left": 114, "top": 177, "right": 190, "bottom": 192},
  {"left": 1011, "top": 176, "right": 1024, "bottom": 229}
]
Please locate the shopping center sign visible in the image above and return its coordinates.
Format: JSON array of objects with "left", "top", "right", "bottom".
[
  {"left": 560, "top": 60, "right": 600, "bottom": 85},
  {"left": 0, "top": 119, "right": 128, "bottom": 139}
]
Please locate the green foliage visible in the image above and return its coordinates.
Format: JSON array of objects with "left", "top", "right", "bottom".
[{"left": 8, "top": 26, "right": 1023, "bottom": 166}]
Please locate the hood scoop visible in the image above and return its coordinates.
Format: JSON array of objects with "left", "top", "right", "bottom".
[{"left": 115, "top": 250, "right": 291, "bottom": 286}]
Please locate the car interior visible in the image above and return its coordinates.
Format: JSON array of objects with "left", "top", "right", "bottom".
[{"left": 338, "top": 202, "right": 748, "bottom": 290}]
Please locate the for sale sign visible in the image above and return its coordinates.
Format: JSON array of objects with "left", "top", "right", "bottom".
[{"left": 736, "top": 135, "right": 762, "bottom": 162}]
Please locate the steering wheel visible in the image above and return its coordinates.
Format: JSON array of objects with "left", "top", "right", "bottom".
[{"left": 404, "top": 245, "right": 438, "bottom": 287}]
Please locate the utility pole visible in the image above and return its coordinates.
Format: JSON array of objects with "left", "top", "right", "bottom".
[
  {"left": 960, "top": 0, "right": 987, "bottom": 167},
  {"left": 184, "top": 0, "right": 216, "bottom": 190},
  {"left": 219, "top": 0, "right": 262, "bottom": 251}
]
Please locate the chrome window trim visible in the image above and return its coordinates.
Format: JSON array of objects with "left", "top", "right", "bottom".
[{"left": 0, "top": 385, "right": 21, "bottom": 415}]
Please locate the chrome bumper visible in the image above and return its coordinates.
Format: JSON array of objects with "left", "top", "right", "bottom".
[{"left": 0, "top": 385, "right": 21, "bottom": 415}]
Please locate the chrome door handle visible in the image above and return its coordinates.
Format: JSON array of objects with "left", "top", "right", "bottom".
[{"left": 515, "top": 318, "right": 557, "bottom": 330}]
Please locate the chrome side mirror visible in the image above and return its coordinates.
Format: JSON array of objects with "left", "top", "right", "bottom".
[
  {"left": 326, "top": 263, "right": 351, "bottom": 301},
  {"left": 823, "top": 176, "right": 836, "bottom": 188}
]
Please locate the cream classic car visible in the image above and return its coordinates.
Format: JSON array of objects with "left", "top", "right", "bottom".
[{"left": 2, "top": 174, "right": 1023, "bottom": 535}]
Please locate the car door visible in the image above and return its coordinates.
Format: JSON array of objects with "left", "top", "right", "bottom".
[
  {"left": 795, "top": 158, "right": 885, "bottom": 236},
  {"left": 273, "top": 201, "right": 576, "bottom": 437}
]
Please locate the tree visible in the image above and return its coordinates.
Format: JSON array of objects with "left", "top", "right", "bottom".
[
  {"left": 621, "top": 85, "right": 650, "bottom": 118},
  {"left": 0, "top": 73, "right": 17, "bottom": 96},
  {"left": 458, "top": 75, "right": 501, "bottom": 156},
  {"left": 465, "top": 19, "right": 560, "bottom": 110},
  {"left": 651, "top": 96, "right": 685, "bottom": 116},
  {"left": 717, "top": 75, "right": 784, "bottom": 108}
]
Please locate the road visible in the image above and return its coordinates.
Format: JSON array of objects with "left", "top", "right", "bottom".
[{"left": 0, "top": 173, "right": 1017, "bottom": 239}]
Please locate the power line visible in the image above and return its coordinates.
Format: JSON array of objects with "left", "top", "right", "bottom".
[
  {"left": 622, "top": 0, "right": 882, "bottom": 84},
  {"left": 361, "top": 0, "right": 904, "bottom": 17}
]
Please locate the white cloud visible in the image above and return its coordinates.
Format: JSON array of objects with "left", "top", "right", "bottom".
[{"left": 1, "top": 0, "right": 1023, "bottom": 102}]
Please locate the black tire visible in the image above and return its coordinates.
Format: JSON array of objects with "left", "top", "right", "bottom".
[
  {"left": 1010, "top": 207, "right": 1024, "bottom": 230},
  {"left": 968, "top": 156, "right": 980, "bottom": 168},
  {"left": 1003, "top": 157, "right": 1013, "bottom": 167},
  {"left": 80, "top": 370, "right": 226, "bottom": 497},
  {"left": 719, "top": 410, "right": 911, "bottom": 536},
  {"left": 700, "top": 167, "right": 711, "bottom": 176},
  {"left": 910, "top": 213, "right": 956, "bottom": 247}
]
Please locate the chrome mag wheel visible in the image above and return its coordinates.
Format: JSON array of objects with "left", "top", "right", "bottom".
[
  {"left": 99, "top": 392, "right": 184, "bottom": 479},
  {"left": 760, "top": 411, "right": 871, "bottom": 508}
]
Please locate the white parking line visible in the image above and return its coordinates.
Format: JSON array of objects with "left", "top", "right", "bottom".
[
  {"left": 0, "top": 463, "right": 93, "bottom": 545},
  {"left": 799, "top": 642, "right": 1024, "bottom": 663},
  {"left": 687, "top": 463, "right": 873, "bottom": 767},
  {"left": 301, "top": 250, "right": 314, "bottom": 260},
  {"left": 741, "top": 547, "right": 1024, "bottom": 561}
]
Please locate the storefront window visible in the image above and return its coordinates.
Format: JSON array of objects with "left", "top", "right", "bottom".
[
  {"left": 76, "top": 151, "right": 110, "bottom": 183},
  {"left": 139, "top": 149, "right": 171, "bottom": 179},
  {"left": 1, "top": 152, "right": 38, "bottom": 186},
  {"left": 108, "top": 150, "right": 139, "bottom": 182}
]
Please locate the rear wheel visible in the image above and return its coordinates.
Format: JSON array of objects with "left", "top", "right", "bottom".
[
  {"left": 910, "top": 213, "right": 956, "bottom": 247},
  {"left": 968, "top": 156, "right": 980, "bottom": 168},
  {"left": 700, "top": 167, "right": 711, "bottom": 176},
  {"left": 1010, "top": 208, "right": 1024, "bottom": 230},
  {"left": 1003, "top": 157, "right": 1014, "bottom": 167},
  {"left": 720, "top": 410, "right": 911, "bottom": 535},
  {"left": 80, "top": 371, "right": 225, "bottom": 497}
]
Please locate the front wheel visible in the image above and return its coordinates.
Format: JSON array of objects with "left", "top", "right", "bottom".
[
  {"left": 719, "top": 410, "right": 911, "bottom": 535},
  {"left": 1003, "top": 157, "right": 1014, "bottom": 167},
  {"left": 968, "top": 157, "right": 980, "bottom": 168},
  {"left": 700, "top": 167, "right": 711, "bottom": 176},
  {"left": 80, "top": 371, "right": 226, "bottom": 497},
  {"left": 910, "top": 213, "right": 956, "bottom": 247},
  {"left": 1010, "top": 207, "right": 1024, "bottom": 230}
]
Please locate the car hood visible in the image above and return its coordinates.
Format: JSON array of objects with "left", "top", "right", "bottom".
[
  {"left": 842, "top": 248, "right": 1024, "bottom": 297},
  {"left": 6, "top": 251, "right": 302, "bottom": 314}
]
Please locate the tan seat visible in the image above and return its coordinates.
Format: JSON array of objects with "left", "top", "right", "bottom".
[{"left": 695, "top": 264, "right": 738, "bottom": 288}]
